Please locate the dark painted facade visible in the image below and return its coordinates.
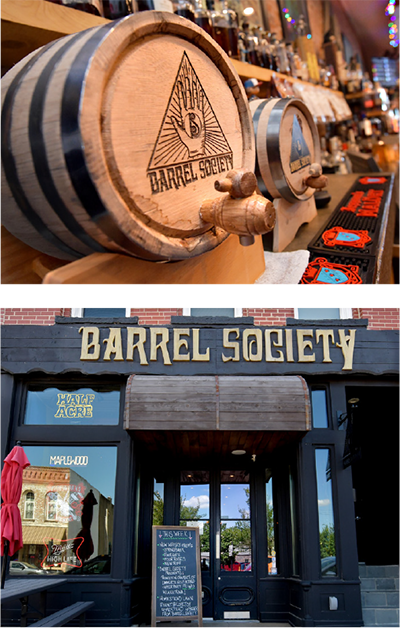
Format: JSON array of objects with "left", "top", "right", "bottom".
[{"left": 1, "top": 316, "right": 398, "bottom": 627}]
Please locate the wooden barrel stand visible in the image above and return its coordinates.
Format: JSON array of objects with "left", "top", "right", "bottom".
[{"left": 1, "top": 226, "right": 265, "bottom": 284}]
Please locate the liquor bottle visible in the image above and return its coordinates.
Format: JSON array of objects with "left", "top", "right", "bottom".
[
  {"left": 212, "top": 0, "right": 239, "bottom": 59},
  {"left": 45, "top": 0, "right": 104, "bottom": 15},
  {"left": 275, "top": 39, "right": 290, "bottom": 75},
  {"left": 269, "top": 33, "right": 280, "bottom": 72},
  {"left": 258, "top": 32, "right": 274, "bottom": 70},
  {"left": 103, "top": 0, "right": 133, "bottom": 18},
  {"left": 286, "top": 43, "right": 298, "bottom": 78},
  {"left": 133, "top": 0, "right": 174, "bottom": 10},
  {"left": 174, "top": 0, "right": 195, "bottom": 22},
  {"left": 239, "top": 22, "right": 258, "bottom": 66},
  {"left": 194, "top": 0, "right": 214, "bottom": 37}
]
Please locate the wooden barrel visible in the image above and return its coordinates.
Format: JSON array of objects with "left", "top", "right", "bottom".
[
  {"left": 249, "top": 97, "right": 320, "bottom": 204},
  {"left": 1, "top": 12, "right": 254, "bottom": 261}
]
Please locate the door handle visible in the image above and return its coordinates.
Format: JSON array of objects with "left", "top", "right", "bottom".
[{"left": 216, "top": 531, "right": 220, "bottom": 559}]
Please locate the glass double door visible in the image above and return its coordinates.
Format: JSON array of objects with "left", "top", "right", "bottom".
[{"left": 179, "top": 468, "right": 257, "bottom": 620}]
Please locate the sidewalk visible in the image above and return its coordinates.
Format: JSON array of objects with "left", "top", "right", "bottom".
[{"left": 136, "top": 621, "right": 291, "bottom": 627}]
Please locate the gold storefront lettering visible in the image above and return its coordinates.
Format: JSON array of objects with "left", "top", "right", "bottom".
[{"left": 79, "top": 326, "right": 356, "bottom": 370}]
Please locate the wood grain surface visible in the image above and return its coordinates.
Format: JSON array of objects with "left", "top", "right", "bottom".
[
  {"left": 41, "top": 233, "right": 266, "bottom": 284},
  {"left": 2, "top": 11, "right": 256, "bottom": 262}
]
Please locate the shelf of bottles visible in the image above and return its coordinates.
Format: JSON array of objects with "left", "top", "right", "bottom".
[{"left": 2, "top": 0, "right": 351, "bottom": 126}]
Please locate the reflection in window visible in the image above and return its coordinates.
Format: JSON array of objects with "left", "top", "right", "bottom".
[
  {"left": 24, "top": 384, "right": 120, "bottom": 426},
  {"left": 24, "top": 492, "right": 35, "bottom": 520},
  {"left": 297, "top": 308, "right": 340, "bottom": 320},
  {"left": 315, "top": 449, "right": 337, "bottom": 577},
  {"left": 220, "top": 470, "right": 251, "bottom": 572},
  {"left": 46, "top": 492, "right": 58, "bottom": 521},
  {"left": 16, "top": 446, "right": 117, "bottom": 576},
  {"left": 83, "top": 295, "right": 126, "bottom": 318},
  {"left": 265, "top": 470, "right": 277, "bottom": 575},
  {"left": 311, "top": 389, "right": 329, "bottom": 428},
  {"left": 153, "top": 479, "right": 164, "bottom": 526},
  {"left": 180, "top": 471, "right": 210, "bottom": 571},
  {"left": 289, "top": 465, "right": 298, "bottom": 576},
  {"left": 191, "top": 296, "right": 235, "bottom": 316}
]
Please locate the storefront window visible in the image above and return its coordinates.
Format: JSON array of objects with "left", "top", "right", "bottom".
[
  {"left": 311, "top": 389, "right": 329, "bottom": 428},
  {"left": 24, "top": 384, "right": 120, "bottom": 426},
  {"left": 153, "top": 479, "right": 164, "bottom": 526},
  {"left": 289, "top": 465, "right": 299, "bottom": 576},
  {"left": 83, "top": 295, "right": 126, "bottom": 318},
  {"left": 297, "top": 308, "right": 340, "bottom": 319},
  {"left": 15, "top": 445, "right": 117, "bottom": 576},
  {"left": 265, "top": 469, "right": 278, "bottom": 575},
  {"left": 220, "top": 470, "right": 251, "bottom": 572},
  {"left": 191, "top": 296, "right": 235, "bottom": 316},
  {"left": 180, "top": 471, "right": 210, "bottom": 571},
  {"left": 315, "top": 449, "right": 337, "bottom": 577}
]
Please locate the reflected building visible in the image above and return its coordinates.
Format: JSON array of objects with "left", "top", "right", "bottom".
[{"left": 17, "top": 465, "right": 114, "bottom": 571}]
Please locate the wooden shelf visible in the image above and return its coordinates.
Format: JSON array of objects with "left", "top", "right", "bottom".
[
  {"left": 231, "top": 59, "right": 345, "bottom": 98},
  {"left": 2, "top": 0, "right": 345, "bottom": 102},
  {"left": 1, "top": 0, "right": 108, "bottom": 70}
]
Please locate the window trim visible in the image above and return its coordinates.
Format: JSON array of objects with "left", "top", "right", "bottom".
[
  {"left": 310, "top": 386, "right": 331, "bottom": 429},
  {"left": 46, "top": 491, "right": 58, "bottom": 522},
  {"left": 71, "top": 295, "right": 132, "bottom": 318},
  {"left": 293, "top": 294, "right": 353, "bottom": 320},
  {"left": 24, "top": 491, "right": 35, "bottom": 520},
  {"left": 314, "top": 445, "right": 339, "bottom": 579},
  {"left": 182, "top": 295, "right": 243, "bottom": 318}
]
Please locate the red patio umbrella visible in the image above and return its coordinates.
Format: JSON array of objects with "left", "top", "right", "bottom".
[{"left": 1, "top": 444, "right": 30, "bottom": 588}]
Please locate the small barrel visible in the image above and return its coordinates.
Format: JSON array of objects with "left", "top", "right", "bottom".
[
  {"left": 249, "top": 97, "right": 321, "bottom": 204},
  {"left": 1, "top": 12, "right": 254, "bottom": 261}
]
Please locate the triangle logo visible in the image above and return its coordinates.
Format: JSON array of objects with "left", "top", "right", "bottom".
[
  {"left": 289, "top": 114, "right": 311, "bottom": 174},
  {"left": 148, "top": 52, "right": 233, "bottom": 171}
]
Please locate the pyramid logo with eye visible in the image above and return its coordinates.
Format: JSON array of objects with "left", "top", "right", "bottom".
[
  {"left": 289, "top": 114, "right": 311, "bottom": 174},
  {"left": 147, "top": 52, "right": 233, "bottom": 195}
]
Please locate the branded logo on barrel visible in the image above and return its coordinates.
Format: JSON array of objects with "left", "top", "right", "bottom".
[
  {"left": 289, "top": 115, "right": 311, "bottom": 174},
  {"left": 147, "top": 52, "right": 233, "bottom": 194}
]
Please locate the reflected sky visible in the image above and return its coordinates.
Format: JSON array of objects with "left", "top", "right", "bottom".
[
  {"left": 23, "top": 446, "right": 117, "bottom": 502},
  {"left": 221, "top": 485, "right": 250, "bottom": 520},
  {"left": 315, "top": 449, "right": 334, "bottom": 531},
  {"left": 181, "top": 484, "right": 210, "bottom": 519},
  {"left": 25, "top": 388, "right": 120, "bottom": 426}
]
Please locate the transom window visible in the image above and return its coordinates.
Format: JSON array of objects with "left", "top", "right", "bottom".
[{"left": 24, "top": 383, "right": 120, "bottom": 426}]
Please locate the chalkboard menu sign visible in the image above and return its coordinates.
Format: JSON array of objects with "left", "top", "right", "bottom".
[{"left": 152, "top": 526, "right": 202, "bottom": 626}]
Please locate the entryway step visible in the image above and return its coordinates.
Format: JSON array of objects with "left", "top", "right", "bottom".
[
  {"left": 134, "top": 622, "right": 291, "bottom": 627},
  {"left": 359, "top": 564, "right": 399, "bottom": 627}
]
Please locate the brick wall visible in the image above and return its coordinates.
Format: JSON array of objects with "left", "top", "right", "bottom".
[
  {"left": 353, "top": 296, "right": 400, "bottom": 329},
  {"left": 243, "top": 308, "right": 295, "bottom": 326},
  {"left": 129, "top": 309, "right": 182, "bottom": 323},
  {"left": 1, "top": 309, "right": 399, "bottom": 330},
  {"left": 1, "top": 309, "right": 69, "bottom": 326}
]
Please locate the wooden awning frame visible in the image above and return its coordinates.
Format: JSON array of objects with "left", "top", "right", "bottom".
[{"left": 124, "top": 375, "right": 311, "bottom": 432}]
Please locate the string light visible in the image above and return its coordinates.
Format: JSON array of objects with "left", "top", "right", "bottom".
[
  {"left": 385, "top": 0, "right": 399, "bottom": 45},
  {"left": 282, "top": 8, "right": 295, "bottom": 25}
]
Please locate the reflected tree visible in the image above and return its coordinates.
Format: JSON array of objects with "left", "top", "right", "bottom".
[
  {"left": 153, "top": 491, "right": 201, "bottom": 526},
  {"left": 319, "top": 524, "right": 336, "bottom": 558}
]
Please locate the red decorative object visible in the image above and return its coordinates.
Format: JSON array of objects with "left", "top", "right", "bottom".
[
  {"left": 321, "top": 227, "right": 372, "bottom": 249},
  {"left": 42, "top": 536, "right": 84, "bottom": 569},
  {"left": 358, "top": 177, "right": 387, "bottom": 185},
  {"left": 301, "top": 258, "right": 363, "bottom": 284},
  {"left": 1, "top": 445, "right": 31, "bottom": 588}
]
